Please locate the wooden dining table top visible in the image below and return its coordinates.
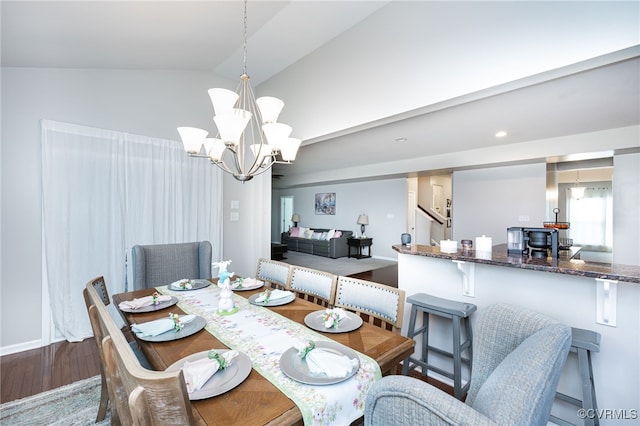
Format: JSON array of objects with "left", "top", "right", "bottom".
[{"left": 113, "top": 285, "right": 415, "bottom": 426}]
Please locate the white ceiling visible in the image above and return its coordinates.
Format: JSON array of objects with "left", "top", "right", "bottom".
[
  {"left": 1, "top": 1, "right": 390, "bottom": 84},
  {"left": 2, "top": 1, "right": 639, "bottom": 186}
]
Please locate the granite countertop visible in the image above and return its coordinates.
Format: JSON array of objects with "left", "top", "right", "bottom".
[{"left": 392, "top": 243, "right": 640, "bottom": 284}]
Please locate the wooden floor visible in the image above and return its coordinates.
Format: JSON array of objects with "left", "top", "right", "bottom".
[
  {"left": 1, "top": 264, "right": 455, "bottom": 404},
  {"left": 1, "top": 338, "right": 101, "bottom": 403},
  {"left": 348, "top": 264, "right": 399, "bottom": 288}
]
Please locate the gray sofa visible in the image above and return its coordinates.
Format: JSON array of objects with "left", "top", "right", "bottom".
[{"left": 281, "top": 228, "right": 353, "bottom": 258}]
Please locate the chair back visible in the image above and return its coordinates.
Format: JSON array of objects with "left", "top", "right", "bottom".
[
  {"left": 131, "top": 241, "right": 212, "bottom": 290},
  {"left": 363, "top": 303, "right": 571, "bottom": 426},
  {"left": 466, "top": 303, "right": 572, "bottom": 425},
  {"left": 335, "top": 276, "right": 405, "bottom": 332},
  {"left": 288, "top": 266, "right": 337, "bottom": 307},
  {"left": 83, "top": 276, "right": 114, "bottom": 423},
  {"left": 86, "top": 283, "right": 196, "bottom": 425},
  {"left": 256, "top": 258, "right": 292, "bottom": 289}
]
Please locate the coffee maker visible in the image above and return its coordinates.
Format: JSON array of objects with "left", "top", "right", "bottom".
[{"left": 507, "top": 227, "right": 559, "bottom": 258}]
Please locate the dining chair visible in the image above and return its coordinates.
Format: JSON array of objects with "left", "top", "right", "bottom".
[
  {"left": 82, "top": 277, "right": 116, "bottom": 423},
  {"left": 83, "top": 276, "right": 150, "bottom": 422},
  {"left": 364, "top": 303, "right": 572, "bottom": 426},
  {"left": 334, "top": 276, "right": 405, "bottom": 332},
  {"left": 130, "top": 241, "right": 212, "bottom": 290},
  {"left": 288, "top": 265, "right": 338, "bottom": 307},
  {"left": 255, "top": 258, "right": 292, "bottom": 289},
  {"left": 87, "top": 283, "right": 200, "bottom": 425}
]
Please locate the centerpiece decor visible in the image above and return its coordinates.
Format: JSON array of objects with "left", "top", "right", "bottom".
[{"left": 213, "top": 259, "right": 240, "bottom": 315}]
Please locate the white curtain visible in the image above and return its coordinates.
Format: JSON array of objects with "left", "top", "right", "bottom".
[{"left": 41, "top": 120, "right": 222, "bottom": 341}]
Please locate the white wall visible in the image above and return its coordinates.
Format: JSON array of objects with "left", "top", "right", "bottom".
[
  {"left": 260, "top": 1, "right": 639, "bottom": 142},
  {"left": 1, "top": 67, "right": 237, "bottom": 351},
  {"left": 613, "top": 152, "right": 640, "bottom": 266},
  {"left": 272, "top": 178, "right": 407, "bottom": 260},
  {"left": 452, "top": 163, "right": 547, "bottom": 244}
]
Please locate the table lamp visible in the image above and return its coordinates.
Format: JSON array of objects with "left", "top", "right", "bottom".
[
  {"left": 291, "top": 213, "right": 300, "bottom": 227},
  {"left": 357, "top": 214, "right": 369, "bottom": 237}
]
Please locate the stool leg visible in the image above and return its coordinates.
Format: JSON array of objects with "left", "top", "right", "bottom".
[
  {"left": 464, "top": 316, "right": 473, "bottom": 373},
  {"left": 421, "top": 311, "right": 429, "bottom": 377},
  {"left": 452, "top": 316, "right": 463, "bottom": 400},
  {"left": 402, "top": 305, "right": 419, "bottom": 375},
  {"left": 578, "top": 348, "right": 598, "bottom": 426}
]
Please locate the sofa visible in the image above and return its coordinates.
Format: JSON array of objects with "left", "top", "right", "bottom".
[{"left": 281, "top": 227, "right": 353, "bottom": 258}]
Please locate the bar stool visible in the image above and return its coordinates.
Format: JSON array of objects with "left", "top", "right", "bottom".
[
  {"left": 401, "top": 293, "right": 477, "bottom": 400},
  {"left": 549, "top": 327, "right": 601, "bottom": 426}
]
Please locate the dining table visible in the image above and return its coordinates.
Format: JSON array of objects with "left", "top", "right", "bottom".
[{"left": 113, "top": 281, "right": 415, "bottom": 426}]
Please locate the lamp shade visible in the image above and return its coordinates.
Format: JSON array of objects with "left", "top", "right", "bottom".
[
  {"left": 214, "top": 109, "right": 252, "bottom": 146},
  {"left": 203, "top": 138, "right": 226, "bottom": 162},
  {"left": 291, "top": 214, "right": 300, "bottom": 223},
  {"left": 208, "top": 88, "right": 239, "bottom": 116},
  {"left": 280, "top": 138, "right": 302, "bottom": 162},
  {"left": 256, "top": 96, "right": 284, "bottom": 124},
  {"left": 357, "top": 214, "right": 369, "bottom": 225},
  {"left": 570, "top": 186, "right": 586, "bottom": 199},
  {"left": 262, "top": 123, "right": 293, "bottom": 151},
  {"left": 177, "top": 127, "right": 208, "bottom": 154}
]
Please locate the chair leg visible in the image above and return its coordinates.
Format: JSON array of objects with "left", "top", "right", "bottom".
[{"left": 96, "top": 369, "right": 109, "bottom": 422}]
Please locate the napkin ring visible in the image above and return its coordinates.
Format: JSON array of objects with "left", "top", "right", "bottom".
[
  {"left": 170, "top": 313, "right": 184, "bottom": 332},
  {"left": 261, "top": 288, "right": 273, "bottom": 303},
  {"left": 322, "top": 310, "right": 341, "bottom": 329},
  {"left": 208, "top": 350, "right": 229, "bottom": 369},
  {"left": 178, "top": 279, "right": 192, "bottom": 290},
  {"left": 297, "top": 341, "right": 315, "bottom": 360},
  {"left": 152, "top": 291, "right": 160, "bottom": 306}
]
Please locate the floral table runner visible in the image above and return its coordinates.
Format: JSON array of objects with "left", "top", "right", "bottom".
[{"left": 158, "top": 285, "right": 381, "bottom": 425}]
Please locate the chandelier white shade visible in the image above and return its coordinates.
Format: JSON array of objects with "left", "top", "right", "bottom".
[{"left": 177, "top": 1, "right": 300, "bottom": 182}]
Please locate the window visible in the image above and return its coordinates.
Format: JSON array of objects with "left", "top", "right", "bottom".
[{"left": 565, "top": 182, "right": 613, "bottom": 251}]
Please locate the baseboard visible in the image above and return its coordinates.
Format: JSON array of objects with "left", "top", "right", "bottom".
[{"left": 0, "top": 339, "right": 43, "bottom": 356}]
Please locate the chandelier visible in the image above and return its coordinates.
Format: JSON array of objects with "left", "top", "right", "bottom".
[{"left": 177, "top": 0, "right": 300, "bottom": 182}]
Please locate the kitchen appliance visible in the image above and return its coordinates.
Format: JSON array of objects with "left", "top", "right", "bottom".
[{"left": 507, "top": 227, "right": 559, "bottom": 258}]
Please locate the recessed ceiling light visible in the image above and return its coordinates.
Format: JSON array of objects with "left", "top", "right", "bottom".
[
  {"left": 395, "top": 137, "right": 408, "bottom": 143},
  {"left": 495, "top": 131, "right": 507, "bottom": 138}
]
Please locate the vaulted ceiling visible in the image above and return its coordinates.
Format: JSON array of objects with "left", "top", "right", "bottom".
[{"left": 2, "top": 1, "right": 639, "bottom": 187}]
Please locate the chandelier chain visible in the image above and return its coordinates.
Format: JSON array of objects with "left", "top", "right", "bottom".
[{"left": 242, "top": 0, "right": 248, "bottom": 76}]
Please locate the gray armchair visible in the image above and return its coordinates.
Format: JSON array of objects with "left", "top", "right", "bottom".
[
  {"left": 131, "top": 241, "right": 212, "bottom": 290},
  {"left": 364, "top": 303, "right": 571, "bottom": 426}
]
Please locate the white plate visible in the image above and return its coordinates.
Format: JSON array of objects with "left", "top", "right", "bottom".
[
  {"left": 134, "top": 316, "right": 207, "bottom": 342},
  {"left": 166, "top": 350, "right": 252, "bottom": 400},
  {"left": 232, "top": 279, "right": 264, "bottom": 291},
  {"left": 169, "top": 279, "right": 211, "bottom": 291},
  {"left": 280, "top": 341, "right": 360, "bottom": 385},
  {"left": 119, "top": 296, "right": 178, "bottom": 313},
  {"left": 248, "top": 292, "right": 296, "bottom": 307},
  {"left": 304, "top": 311, "right": 363, "bottom": 334}
]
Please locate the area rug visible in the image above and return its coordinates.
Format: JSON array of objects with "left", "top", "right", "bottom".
[
  {"left": 0, "top": 376, "right": 109, "bottom": 426},
  {"left": 282, "top": 251, "right": 397, "bottom": 276}
]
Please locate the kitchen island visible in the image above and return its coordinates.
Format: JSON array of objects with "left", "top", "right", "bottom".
[{"left": 393, "top": 243, "right": 639, "bottom": 425}]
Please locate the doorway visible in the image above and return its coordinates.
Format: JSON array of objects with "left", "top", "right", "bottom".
[{"left": 280, "top": 196, "right": 294, "bottom": 235}]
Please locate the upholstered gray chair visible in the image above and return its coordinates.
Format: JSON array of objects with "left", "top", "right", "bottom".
[
  {"left": 131, "top": 241, "right": 212, "bottom": 290},
  {"left": 364, "top": 303, "right": 572, "bottom": 426}
]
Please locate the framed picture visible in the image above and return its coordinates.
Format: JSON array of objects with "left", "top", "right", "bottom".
[{"left": 315, "top": 192, "right": 336, "bottom": 215}]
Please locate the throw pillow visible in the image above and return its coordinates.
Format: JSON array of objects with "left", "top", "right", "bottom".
[
  {"left": 312, "top": 232, "right": 322, "bottom": 240},
  {"left": 320, "top": 232, "right": 328, "bottom": 240},
  {"left": 334, "top": 231, "right": 342, "bottom": 238},
  {"left": 290, "top": 227, "right": 300, "bottom": 237},
  {"left": 304, "top": 229, "right": 314, "bottom": 239},
  {"left": 326, "top": 229, "right": 335, "bottom": 240}
]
